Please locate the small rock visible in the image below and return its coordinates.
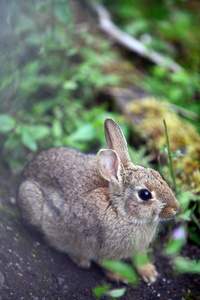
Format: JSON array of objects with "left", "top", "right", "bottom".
[
  {"left": 7, "top": 262, "right": 13, "bottom": 267},
  {"left": 9, "top": 197, "right": 16, "bottom": 205},
  {"left": 57, "top": 277, "right": 65, "bottom": 285},
  {"left": 27, "top": 266, "right": 35, "bottom": 275},
  {"left": 167, "top": 279, "right": 172, "bottom": 285},
  {"left": 64, "top": 285, "right": 68, "bottom": 290},
  {"left": 0, "top": 271, "right": 5, "bottom": 289}
]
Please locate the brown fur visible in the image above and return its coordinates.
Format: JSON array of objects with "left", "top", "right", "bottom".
[{"left": 18, "top": 118, "right": 180, "bottom": 284}]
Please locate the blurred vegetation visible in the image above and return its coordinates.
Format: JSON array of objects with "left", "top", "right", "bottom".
[
  {"left": 0, "top": 0, "right": 120, "bottom": 169},
  {"left": 102, "top": 0, "right": 200, "bottom": 132},
  {"left": 0, "top": 0, "right": 200, "bottom": 296}
]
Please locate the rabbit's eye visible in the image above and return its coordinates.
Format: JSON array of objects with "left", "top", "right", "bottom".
[{"left": 138, "top": 189, "right": 152, "bottom": 201}]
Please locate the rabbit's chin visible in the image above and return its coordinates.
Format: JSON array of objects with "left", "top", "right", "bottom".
[{"left": 129, "top": 217, "right": 160, "bottom": 225}]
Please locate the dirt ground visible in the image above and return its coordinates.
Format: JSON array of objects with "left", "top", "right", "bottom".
[{"left": 0, "top": 161, "right": 199, "bottom": 300}]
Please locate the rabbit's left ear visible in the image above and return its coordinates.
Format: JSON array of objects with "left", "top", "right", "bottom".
[
  {"left": 97, "top": 149, "right": 121, "bottom": 182},
  {"left": 104, "top": 118, "right": 131, "bottom": 166}
]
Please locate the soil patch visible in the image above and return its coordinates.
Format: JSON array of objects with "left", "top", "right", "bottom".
[{"left": 0, "top": 164, "right": 199, "bottom": 300}]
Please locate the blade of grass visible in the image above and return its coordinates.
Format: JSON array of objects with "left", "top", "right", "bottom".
[
  {"left": 163, "top": 119, "right": 177, "bottom": 193},
  {"left": 191, "top": 212, "right": 200, "bottom": 231}
]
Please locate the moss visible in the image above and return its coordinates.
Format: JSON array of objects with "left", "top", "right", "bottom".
[
  {"left": 0, "top": 204, "right": 19, "bottom": 217},
  {"left": 126, "top": 98, "right": 200, "bottom": 193}
]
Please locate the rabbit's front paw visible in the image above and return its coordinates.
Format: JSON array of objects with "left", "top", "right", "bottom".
[{"left": 136, "top": 263, "right": 158, "bottom": 284}]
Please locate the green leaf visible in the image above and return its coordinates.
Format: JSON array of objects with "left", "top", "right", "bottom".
[
  {"left": 178, "top": 192, "right": 199, "bottom": 217},
  {"left": 93, "top": 284, "right": 111, "bottom": 298},
  {"left": 67, "top": 124, "right": 96, "bottom": 142},
  {"left": 133, "top": 252, "right": 149, "bottom": 266},
  {"left": 170, "top": 71, "right": 190, "bottom": 85},
  {"left": 101, "top": 260, "right": 138, "bottom": 284},
  {"left": 0, "top": 114, "right": 16, "bottom": 133},
  {"left": 26, "top": 125, "right": 50, "bottom": 141},
  {"left": 178, "top": 208, "right": 193, "bottom": 221},
  {"left": 168, "top": 87, "right": 183, "bottom": 102},
  {"left": 63, "top": 80, "right": 78, "bottom": 90},
  {"left": 52, "top": 120, "right": 63, "bottom": 138},
  {"left": 21, "top": 130, "right": 37, "bottom": 152},
  {"left": 4, "top": 135, "right": 21, "bottom": 150},
  {"left": 106, "top": 287, "right": 126, "bottom": 298},
  {"left": 164, "top": 239, "right": 185, "bottom": 255},
  {"left": 53, "top": 1, "right": 71, "bottom": 26},
  {"left": 188, "top": 228, "right": 200, "bottom": 246},
  {"left": 173, "top": 257, "right": 200, "bottom": 274}
]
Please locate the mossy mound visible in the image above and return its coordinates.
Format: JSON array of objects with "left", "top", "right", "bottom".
[{"left": 126, "top": 98, "right": 200, "bottom": 193}]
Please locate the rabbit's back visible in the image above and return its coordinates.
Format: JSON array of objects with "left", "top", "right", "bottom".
[{"left": 22, "top": 147, "right": 99, "bottom": 194}]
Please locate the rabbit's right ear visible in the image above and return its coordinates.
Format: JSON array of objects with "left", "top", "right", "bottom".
[
  {"left": 104, "top": 118, "right": 131, "bottom": 166},
  {"left": 97, "top": 149, "right": 121, "bottom": 182}
]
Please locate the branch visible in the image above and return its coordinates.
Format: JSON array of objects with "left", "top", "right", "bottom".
[{"left": 92, "top": 3, "right": 183, "bottom": 72}]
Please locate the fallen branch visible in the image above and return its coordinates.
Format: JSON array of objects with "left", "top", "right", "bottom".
[
  {"left": 168, "top": 103, "right": 198, "bottom": 121},
  {"left": 92, "top": 3, "right": 183, "bottom": 72}
]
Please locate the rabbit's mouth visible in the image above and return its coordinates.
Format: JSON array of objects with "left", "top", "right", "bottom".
[{"left": 159, "top": 205, "right": 180, "bottom": 220}]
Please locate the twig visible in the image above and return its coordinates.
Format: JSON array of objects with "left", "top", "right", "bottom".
[
  {"left": 92, "top": 3, "right": 183, "bottom": 73},
  {"left": 168, "top": 103, "right": 198, "bottom": 121}
]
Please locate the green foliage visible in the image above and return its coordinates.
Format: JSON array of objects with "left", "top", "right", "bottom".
[
  {"left": 0, "top": 115, "right": 16, "bottom": 133},
  {"left": 173, "top": 257, "right": 200, "bottom": 274},
  {"left": 163, "top": 122, "right": 200, "bottom": 274},
  {"left": 102, "top": 0, "right": 200, "bottom": 132},
  {"left": 93, "top": 284, "right": 111, "bottom": 298},
  {"left": 178, "top": 192, "right": 200, "bottom": 246},
  {"left": 93, "top": 284, "right": 127, "bottom": 299},
  {"left": 163, "top": 119, "right": 177, "bottom": 192},
  {"left": 142, "top": 68, "right": 200, "bottom": 131},
  {"left": 164, "top": 231, "right": 186, "bottom": 256},
  {"left": 164, "top": 191, "right": 200, "bottom": 273},
  {"left": 132, "top": 252, "right": 150, "bottom": 266},
  {"left": 101, "top": 260, "right": 138, "bottom": 284},
  {"left": 102, "top": 0, "right": 200, "bottom": 70},
  {"left": 0, "top": 0, "right": 119, "bottom": 168}
]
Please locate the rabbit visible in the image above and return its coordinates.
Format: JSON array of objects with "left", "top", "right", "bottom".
[{"left": 18, "top": 117, "right": 180, "bottom": 284}]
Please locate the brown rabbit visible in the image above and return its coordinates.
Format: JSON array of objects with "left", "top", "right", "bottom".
[{"left": 18, "top": 118, "right": 180, "bottom": 284}]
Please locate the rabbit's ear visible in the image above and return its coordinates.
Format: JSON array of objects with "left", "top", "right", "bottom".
[
  {"left": 97, "top": 149, "right": 121, "bottom": 182},
  {"left": 104, "top": 118, "right": 131, "bottom": 166}
]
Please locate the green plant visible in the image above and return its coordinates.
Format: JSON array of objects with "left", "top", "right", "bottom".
[
  {"left": 163, "top": 122, "right": 200, "bottom": 274},
  {"left": 142, "top": 68, "right": 200, "bottom": 132},
  {"left": 93, "top": 284, "right": 126, "bottom": 299},
  {"left": 0, "top": 0, "right": 119, "bottom": 168},
  {"left": 102, "top": 0, "right": 200, "bottom": 133},
  {"left": 163, "top": 119, "right": 177, "bottom": 192}
]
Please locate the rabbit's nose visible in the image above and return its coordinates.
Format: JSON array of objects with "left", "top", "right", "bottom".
[
  {"left": 173, "top": 199, "right": 180, "bottom": 213},
  {"left": 159, "top": 203, "right": 180, "bottom": 219}
]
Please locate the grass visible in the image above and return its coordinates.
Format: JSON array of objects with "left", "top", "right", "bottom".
[{"left": 163, "top": 119, "right": 177, "bottom": 193}]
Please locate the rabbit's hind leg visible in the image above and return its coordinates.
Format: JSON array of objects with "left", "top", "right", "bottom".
[
  {"left": 68, "top": 253, "right": 91, "bottom": 269},
  {"left": 18, "top": 180, "right": 44, "bottom": 228}
]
